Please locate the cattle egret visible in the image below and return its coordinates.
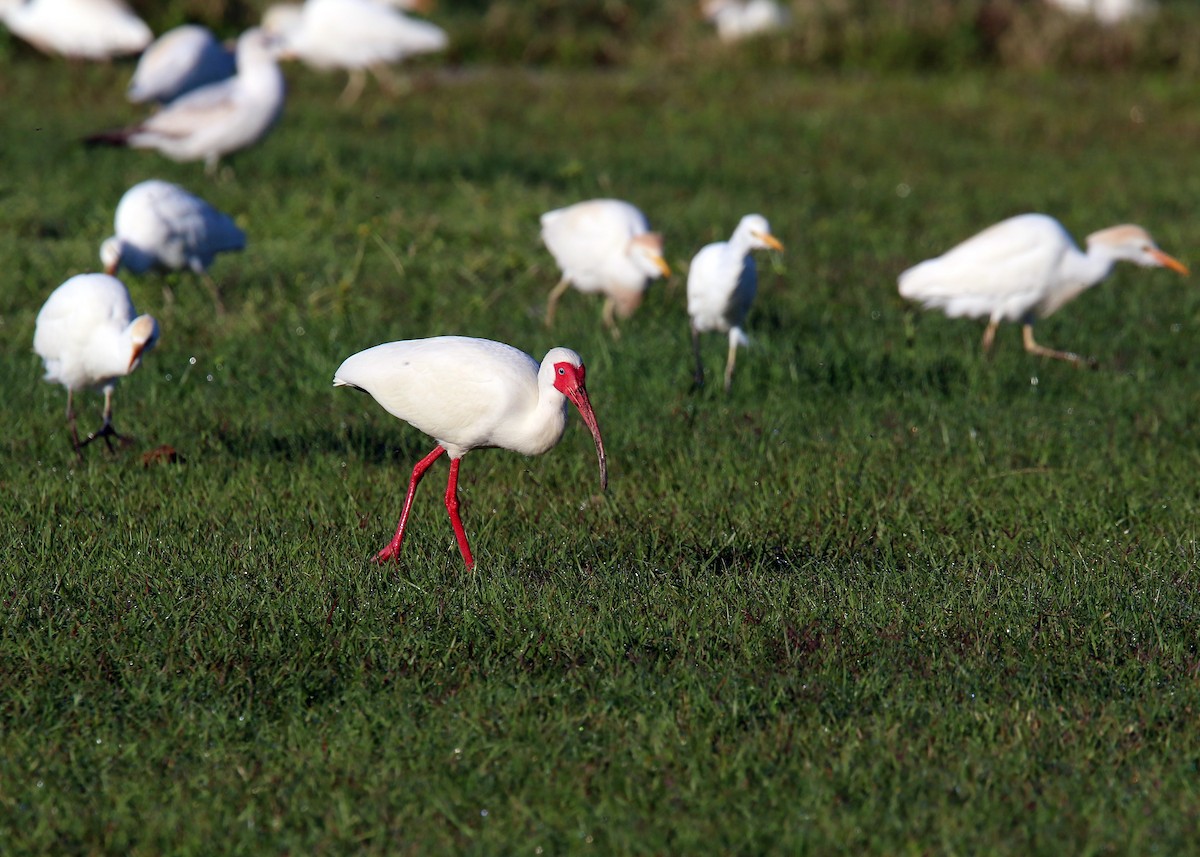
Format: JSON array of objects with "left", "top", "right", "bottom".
[
  {"left": 334, "top": 336, "right": 607, "bottom": 569},
  {"left": 34, "top": 274, "right": 159, "bottom": 455},
  {"left": 0, "top": 0, "right": 150, "bottom": 59},
  {"left": 687, "top": 213, "right": 784, "bottom": 391},
  {"left": 127, "top": 24, "right": 237, "bottom": 105},
  {"left": 540, "top": 199, "right": 671, "bottom": 337},
  {"left": 99, "top": 179, "right": 246, "bottom": 314},
  {"left": 700, "top": 0, "right": 788, "bottom": 42},
  {"left": 85, "top": 28, "right": 285, "bottom": 175},
  {"left": 264, "top": 0, "right": 448, "bottom": 106},
  {"left": 898, "top": 213, "right": 1188, "bottom": 366}
]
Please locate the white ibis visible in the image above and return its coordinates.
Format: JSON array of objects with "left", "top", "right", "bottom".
[
  {"left": 263, "top": 0, "right": 447, "bottom": 106},
  {"left": 0, "top": 0, "right": 150, "bottom": 60},
  {"left": 898, "top": 213, "right": 1188, "bottom": 366},
  {"left": 540, "top": 199, "right": 671, "bottom": 338},
  {"left": 127, "top": 24, "right": 237, "bottom": 105},
  {"left": 85, "top": 28, "right": 286, "bottom": 175},
  {"left": 333, "top": 336, "right": 607, "bottom": 569},
  {"left": 700, "top": 0, "right": 789, "bottom": 43},
  {"left": 34, "top": 273, "right": 160, "bottom": 455},
  {"left": 100, "top": 179, "right": 246, "bottom": 313},
  {"left": 687, "top": 213, "right": 784, "bottom": 391}
]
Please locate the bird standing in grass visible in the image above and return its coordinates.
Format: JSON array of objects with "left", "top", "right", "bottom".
[
  {"left": 898, "top": 213, "right": 1188, "bottom": 366},
  {"left": 264, "top": 0, "right": 448, "bottom": 106},
  {"left": 0, "top": 0, "right": 150, "bottom": 59},
  {"left": 687, "top": 213, "right": 784, "bottom": 392},
  {"left": 34, "top": 274, "right": 159, "bottom": 456},
  {"left": 100, "top": 179, "right": 246, "bottom": 314},
  {"left": 85, "top": 28, "right": 286, "bottom": 175},
  {"left": 334, "top": 336, "right": 607, "bottom": 569},
  {"left": 540, "top": 198, "right": 671, "bottom": 338}
]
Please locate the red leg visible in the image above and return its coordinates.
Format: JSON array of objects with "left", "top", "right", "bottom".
[
  {"left": 375, "top": 445, "right": 446, "bottom": 563},
  {"left": 443, "top": 457, "right": 474, "bottom": 569}
]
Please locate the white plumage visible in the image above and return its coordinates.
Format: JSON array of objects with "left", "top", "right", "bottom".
[
  {"left": 0, "top": 0, "right": 150, "bottom": 59},
  {"left": 334, "top": 336, "right": 607, "bottom": 568},
  {"left": 264, "top": 0, "right": 447, "bottom": 105},
  {"left": 127, "top": 24, "right": 237, "bottom": 105},
  {"left": 34, "top": 274, "right": 159, "bottom": 454},
  {"left": 99, "top": 180, "right": 246, "bottom": 312},
  {"left": 1044, "top": 0, "right": 1155, "bottom": 25},
  {"left": 86, "top": 28, "right": 286, "bottom": 175},
  {"left": 540, "top": 199, "right": 671, "bottom": 336},
  {"left": 700, "top": 0, "right": 788, "bottom": 43},
  {"left": 898, "top": 213, "right": 1188, "bottom": 365},
  {"left": 687, "top": 213, "right": 784, "bottom": 391},
  {"left": 100, "top": 180, "right": 245, "bottom": 276}
]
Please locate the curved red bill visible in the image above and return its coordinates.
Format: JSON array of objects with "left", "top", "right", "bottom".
[{"left": 565, "top": 385, "right": 608, "bottom": 492}]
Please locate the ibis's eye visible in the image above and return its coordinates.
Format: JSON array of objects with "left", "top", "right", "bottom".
[{"left": 558, "top": 367, "right": 566, "bottom": 375}]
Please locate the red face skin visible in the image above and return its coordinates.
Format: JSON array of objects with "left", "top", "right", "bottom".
[{"left": 553, "top": 361, "right": 608, "bottom": 491}]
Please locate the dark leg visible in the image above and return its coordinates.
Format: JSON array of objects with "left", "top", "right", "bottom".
[
  {"left": 376, "top": 445, "right": 446, "bottom": 563},
  {"left": 79, "top": 387, "right": 124, "bottom": 453},
  {"left": 691, "top": 323, "right": 705, "bottom": 389},
  {"left": 443, "top": 458, "right": 474, "bottom": 569},
  {"left": 66, "top": 390, "right": 83, "bottom": 458}
]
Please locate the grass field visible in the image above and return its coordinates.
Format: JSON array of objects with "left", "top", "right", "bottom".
[{"left": 3, "top": 20, "right": 1200, "bottom": 855}]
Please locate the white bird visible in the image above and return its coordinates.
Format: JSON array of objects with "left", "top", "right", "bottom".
[
  {"left": 0, "top": 0, "right": 150, "bottom": 59},
  {"left": 334, "top": 336, "right": 607, "bottom": 569},
  {"left": 700, "top": 0, "right": 789, "bottom": 43},
  {"left": 264, "top": 0, "right": 447, "bottom": 106},
  {"left": 898, "top": 213, "right": 1188, "bottom": 366},
  {"left": 127, "top": 24, "right": 237, "bottom": 105},
  {"left": 540, "top": 199, "right": 671, "bottom": 337},
  {"left": 99, "top": 179, "right": 246, "bottom": 313},
  {"left": 687, "top": 213, "right": 784, "bottom": 392},
  {"left": 34, "top": 273, "right": 160, "bottom": 455},
  {"left": 1043, "top": 0, "right": 1156, "bottom": 26},
  {"left": 85, "top": 28, "right": 286, "bottom": 175}
]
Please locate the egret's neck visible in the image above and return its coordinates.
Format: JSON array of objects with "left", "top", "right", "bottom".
[
  {"left": 1077, "top": 241, "right": 1119, "bottom": 287},
  {"left": 1037, "top": 241, "right": 1117, "bottom": 318}
]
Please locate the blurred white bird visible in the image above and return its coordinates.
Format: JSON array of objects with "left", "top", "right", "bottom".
[
  {"left": 687, "top": 213, "right": 784, "bottom": 391},
  {"left": 100, "top": 179, "right": 246, "bottom": 313},
  {"left": 86, "top": 28, "right": 286, "bottom": 175},
  {"left": 700, "top": 0, "right": 788, "bottom": 43},
  {"left": 1044, "top": 0, "right": 1155, "bottom": 25},
  {"left": 0, "top": 0, "right": 150, "bottom": 59},
  {"left": 264, "top": 0, "right": 448, "bottom": 105},
  {"left": 127, "top": 24, "right": 237, "bottom": 105},
  {"left": 34, "top": 273, "right": 159, "bottom": 455},
  {"left": 334, "top": 336, "right": 607, "bottom": 569},
  {"left": 540, "top": 199, "right": 671, "bottom": 337},
  {"left": 898, "top": 213, "right": 1188, "bottom": 366}
]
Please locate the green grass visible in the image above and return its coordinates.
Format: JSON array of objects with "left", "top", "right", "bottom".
[{"left": 3, "top": 47, "right": 1200, "bottom": 855}]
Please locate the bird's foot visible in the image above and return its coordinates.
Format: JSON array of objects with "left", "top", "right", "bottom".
[
  {"left": 79, "top": 423, "right": 129, "bottom": 454},
  {"left": 374, "top": 542, "right": 403, "bottom": 564}
]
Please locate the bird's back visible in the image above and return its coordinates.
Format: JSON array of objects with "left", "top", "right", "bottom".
[
  {"left": 335, "top": 337, "right": 541, "bottom": 456},
  {"left": 541, "top": 199, "right": 648, "bottom": 291},
  {"left": 898, "top": 213, "right": 1075, "bottom": 322},
  {"left": 293, "top": 0, "right": 447, "bottom": 67},
  {"left": 5, "top": 0, "right": 151, "bottom": 58},
  {"left": 128, "top": 25, "right": 236, "bottom": 104}
]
